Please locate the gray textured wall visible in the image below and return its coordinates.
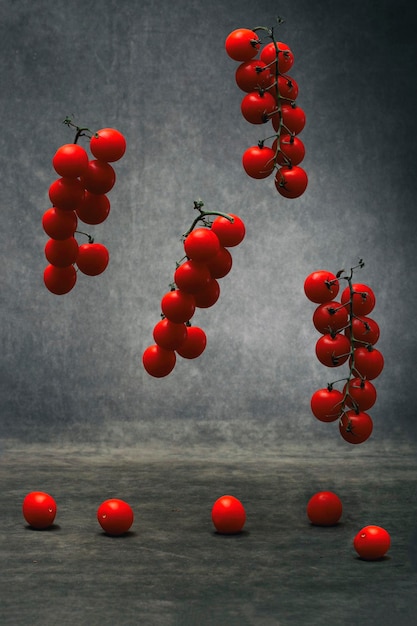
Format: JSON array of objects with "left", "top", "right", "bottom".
[{"left": 1, "top": 0, "right": 416, "bottom": 451}]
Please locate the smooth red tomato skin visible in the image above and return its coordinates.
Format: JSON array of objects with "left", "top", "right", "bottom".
[
  {"left": 193, "top": 278, "right": 220, "bottom": 308},
  {"left": 42, "top": 207, "right": 78, "bottom": 240},
  {"left": 97, "top": 499, "right": 134, "bottom": 536},
  {"left": 143, "top": 344, "right": 176, "bottom": 377},
  {"left": 351, "top": 347, "right": 384, "bottom": 380},
  {"left": 90, "top": 128, "right": 126, "bottom": 162},
  {"left": 45, "top": 236, "right": 79, "bottom": 267},
  {"left": 235, "top": 60, "right": 273, "bottom": 92},
  {"left": 225, "top": 29, "right": 260, "bottom": 62},
  {"left": 275, "top": 165, "right": 308, "bottom": 198},
  {"left": 205, "top": 246, "right": 233, "bottom": 279},
  {"left": 339, "top": 410, "right": 373, "bottom": 444},
  {"left": 153, "top": 319, "right": 187, "bottom": 351},
  {"left": 49, "top": 177, "right": 85, "bottom": 211},
  {"left": 211, "top": 495, "right": 246, "bottom": 534},
  {"left": 344, "top": 378, "right": 377, "bottom": 411},
  {"left": 176, "top": 326, "right": 207, "bottom": 359},
  {"left": 80, "top": 160, "right": 116, "bottom": 195},
  {"left": 353, "top": 525, "right": 391, "bottom": 560},
  {"left": 273, "top": 103, "right": 306, "bottom": 135},
  {"left": 23, "top": 492, "right": 57, "bottom": 529},
  {"left": 161, "top": 290, "right": 196, "bottom": 323},
  {"left": 184, "top": 228, "right": 220, "bottom": 262},
  {"left": 273, "top": 135, "right": 305, "bottom": 166},
  {"left": 44, "top": 264, "right": 77, "bottom": 295},
  {"left": 341, "top": 283, "right": 376, "bottom": 316},
  {"left": 242, "top": 145, "right": 275, "bottom": 179},
  {"left": 311, "top": 388, "right": 344, "bottom": 422},
  {"left": 211, "top": 214, "right": 245, "bottom": 247},
  {"left": 307, "top": 491, "right": 342, "bottom": 526},
  {"left": 52, "top": 143, "right": 89, "bottom": 178},
  {"left": 313, "top": 301, "right": 349, "bottom": 334},
  {"left": 76, "top": 191, "right": 111, "bottom": 225},
  {"left": 241, "top": 91, "right": 278, "bottom": 124},
  {"left": 260, "top": 41, "right": 294, "bottom": 73},
  {"left": 304, "top": 271, "right": 339, "bottom": 303},
  {"left": 315, "top": 333, "right": 351, "bottom": 367},
  {"left": 174, "top": 260, "right": 211, "bottom": 294},
  {"left": 345, "top": 316, "right": 380, "bottom": 346},
  {"left": 277, "top": 75, "right": 299, "bottom": 100},
  {"left": 76, "top": 243, "right": 109, "bottom": 276}
]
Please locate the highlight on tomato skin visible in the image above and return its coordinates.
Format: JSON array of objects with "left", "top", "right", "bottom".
[
  {"left": 97, "top": 498, "right": 134, "bottom": 536},
  {"left": 353, "top": 525, "right": 391, "bottom": 560},
  {"left": 22, "top": 491, "right": 57, "bottom": 529}
]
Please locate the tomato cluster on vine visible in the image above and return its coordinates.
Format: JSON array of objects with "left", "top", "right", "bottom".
[
  {"left": 304, "top": 262, "right": 384, "bottom": 444},
  {"left": 142, "top": 202, "right": 245, "bottom": 377},
  {"left": 42, "top": 121, "right": 126, "bottom": 295},
  {"left": 225, "top": 25, "right": 307, "bottom": 199}
]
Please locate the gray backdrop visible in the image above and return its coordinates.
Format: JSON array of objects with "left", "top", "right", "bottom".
[{"left": 1, "top": 0, "right": 417, "bottom": 453}]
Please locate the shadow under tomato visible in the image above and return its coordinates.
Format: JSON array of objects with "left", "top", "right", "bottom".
[
  {"left": 98, "top": 530, "right": 137, "bottom": 538},
  {"left": 25, "top": 523, "right": 61, "bottom": 532},
  {"left": 354, "top": 555, "right": 391, "bottom": 562},
  {"left": 212, "top": 529, "right": 250, "bottom": 538}
]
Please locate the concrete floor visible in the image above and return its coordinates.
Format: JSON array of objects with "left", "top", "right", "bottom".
[{"left": 1, "top": 444, "right": 416, "bottom": 626}]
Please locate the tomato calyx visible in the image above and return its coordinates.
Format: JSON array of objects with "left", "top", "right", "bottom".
[{"left": 63, "top": 116, "right": 98, "bottom": 144}]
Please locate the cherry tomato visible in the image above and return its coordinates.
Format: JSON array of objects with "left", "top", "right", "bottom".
[
  {"left": 97, "top": 499, "right": 134, "bottom": 535},
  {"left": 339, "top": 410, "right": 373, "bottom": 444},
  {"left": 52, "top": 143, "right": 89, "bottom": 178},
  {"left": 49, "top": 177, "right": 85, "bottom": 211},
  {"left": 44, "top": 236, "right": 79, "bottom": 267},
  {"left": 76, "top": 191, "right": 111, "bottom": 225},
  {"left": 315, "top": 333, "right": 351, "bottom": 367},
  {"left": 235, "top": 60, "right": 273, "bottom": 92},
  {"left": 176, "top": 326, "right": 207, "bottom": 359},
  {"left": 345, "top": 316, "right": 380, "bottom": 346},
  {"left": 273, "top": 134, "right": 305, "bottom": 166},
  {"left": 277, "top": 75, "right": 298, "bottom": 100},
  {"left": 310, "top": 387, "right": 344, "bottom": 422},
  {"left": 161, "top": 289, "right": 196, "bottom": 323},
  {"left": 184, "top": 228, "right": 220, "bottom": 262},
  {"left": 211, "top": 495, "right": 246, "bottom": 534},
  {"left": 304, "top": 270, "right": 339, "bottom": 303},
  {"left": 275, "top": 165, "right": 308, "bottom": 198},
  {"left": 273, "top": 103, "right": 306, "bottom": 135},
  {"left": 343, "top": 378, "right": 377, "bottom": 411},
  {"left": 42, "top": 207, "right": 78, "bottom": 240},
  {"left": 353, "top": 525, "right": 391, "bottom": 560},
  {"left": 211, "top": 214, "right": 245, "bottom": 247},
  {"left": 241, "top": 91, "right": 278, "bottom": 124},
  {"left": 242, "top": 145, "right": 276, "bottom": 179},
  {"left": 313, "top": 301, "right": 349, "bottom": 334},
  {"left": 22, "top": 491, "right": 57, "bottom": 529},
  {"left": 90, "top": 128, "right": 126, "bottom": 162},
  {"left": 351, "top": 346, "right": 384, "bottom": 380},
  {"left": 80, "top": 160, "right": 116, "bottom": 195},
  {"left": 76, "top": 243, "right": 109, "bottom": 276},
  {"left": 193, "top": 278, "right": 220, "bottom": 308},
  {"left": 142, "top": 344, "right": 176, "bottom": 377},
  {"left": 260, "top": 41, "right": 294, "bottom": 73},
  {"left": 341, "top": 283, "right": 376, "bottom": 316},
  {"left": 307, "top": 491, "right": 342, "bottom": 526},
  {"left": 153, "top": 319, "right": 187, "bottom": 351},
  {"left": 44, "top": 264, "right": 77, "bottom": 295},
  {"left": 225, "top": 28, "right": 260, "bottom": 62},
  {"left": 205, "top": 246, "right": 233, "bottom": 279},
  {"left": 174, "top": 260, "right": 211, "bottom": 294}
]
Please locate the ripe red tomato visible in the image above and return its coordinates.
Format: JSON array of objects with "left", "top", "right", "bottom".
[
  {"left": 90, "top": 128, "right": 126, "bottom": 162},
  {"left": 45, "top": 236, "right": 79, "bottom": 267},
  {"left": 315, "top": 333, "right": 351, "bottom": 367},
  {"left": 277, "top": 75, "right": 298, "bottom": 100},
  {"left": 345, "top": 316, "right": 380, "bottom": 346},
  {"left": 97, "top": 499, "right": 134, "bottom": 535},
  {"left": 49, "top": 177, "right": 85, "bottom": 211},
  {"left": 343, "top": 378, "right": 377, "bottom": 411},
  {"left": 225, "top": 28, "right": 260, "bottom": 61},
  {"left": 242, "top": 145, "right": 276, "bottom": 179},
  {"left": 142, "top": 344, "right": 176, "bottom": 377},
  {"left": 273, "top": 134, "right": 305, "bottom": 166},
  {"left": 260, "top": 41, "right": 294, "bottom": 73},
  {"left": 52, "top": 143, "right": 89, "bottom": 178},
  {"left": 44, "top": 264, "right": 77, "bottom": 295},
  {"left": 42, "top": 207, "right": 78, "bottom": 240},
  {"left": 351, "top": 346, "right": 384, "bottom": 380},
  {"left": 310, "top": 387, "right": 344, "bottom": 422},
  {"left": 241, "top": 91, "right": 278, "bottom": 124},
  {"left": 353, "top": 525, "right": 391, "bottom": 560},
  {"left": 205, "top": 246, "right": 233, "bottom": 278},
  {"left": 339, "top": 410, "right": 373, "bottom": 444},
  {"left": 76, "top": 191, "right": 111, "bottom": 225},
  {"left": 312, "top": 301, "right": 349, "bottom": 334},
  {"left": 161, "top": 289, "right": 196, "bottom": 323},
  {"left": 341, "top": 283, "right": 376, "bottom": 316},
  {"left": 273, "top": 103, "right": 306, "bottom": 135},
  {"left": 307, "top": 491, "right": 342, "bottom": 526},
  {"left": 76, "top": 242, "right": 109, "bottom": 276},
  {"left": 235, "top": 60, "right": 273, "bottom": 92},
  {"left": 176, "top": 326, "right": 207, "bottom": 359},
  {"left": 80, "top": 160, "right": 116, "bottom": 195},
  {"left": 184, "top": 227, "right": 220, "bottom": 262},
  {"left": 22, "top": 491, "right": 57, "bottom": 529},
  {"left": 275, "top": 165, "right": 308, "bottom": 198},
  {"left": 211, "top": 214, "right": 245, "bottom": 247},
  {"left": 193, "top": 278, "right": 220, "bottom": 308},
  {"left": 211, "top": 495, "right": 246, "bottom": 534},
  {"left": 304, "top": 270, "right": 339, "bottom": 303},
  {"left": 153, "top": 319, "right": 188, "bottom": 351},
  {"left": 174, "top": 260, "right": 211, "bottom": 294}
]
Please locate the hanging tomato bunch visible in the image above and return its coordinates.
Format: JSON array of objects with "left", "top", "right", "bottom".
[{"left": 225, "top": 22, "right": 307, "bottom": 199}]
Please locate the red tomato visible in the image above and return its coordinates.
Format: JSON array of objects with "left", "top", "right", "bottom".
[
  {"left": 76, "top": 243, "right": 109, "bottom": 276},
  {"left": 241, "top": 91, "right": 278, "bottom": 124},
  {"left": 242, "top": 145, "right": 276, "bottom": 179},
  {"left": 205, "top": 246, "right": 233, "bottom": 279},
  {"left": 49, "top": 177, "right": 85, "bottom": 211},
  {"left": 52, "top": 143, "right": 89, "bottom": 178},
  {"left": 76, "top": 191, "right": 111, "bottom": 225},
  {"left": 275, "top": 165, "right": 308, "bottom": 198},
  {"left": 225, "top": 28, "right": 260, "bottom": 61},
  {"left": 193, "top": 278, "right": 220, "bottom": 308},
  {"left": 307, "top": 491, "right": 342, "bottom": 526},
  {"left": 176, "top": 326, "right": 207, "bottom": 359},
  {"left": 273, "top": 134, "right": 305, "bottom": 166},
  {"left": 315, "top": 333, "right": 351, "bottom": 367},
  {"left": 211, "top": 495, "right": 246, "bottom": 534},
  {"left": 235, "top": 60, "right": 273, "bottom": 92},
  {"left": 353, "top": 525, "right": 391, "bottom": 560},
  {"left": 161, "top": 289, "right": 196, "bottom": 323},
  {"left": 211, "top": 214, "right": 245, "bottom": 247},
  {"left": 42, "top": 207, "right": 78, "bottom": 240},
  {"left": 97, "top": 499, "right": 134, "bottom": 536},
  {"left": 341, "top": 283, "right": 376, "bottom": 316},
  {"left": 22, "top": 491, "right": 57, "bottom": 529},
  {"left": 304, "top": 270, "right": 339, "bottom": 303},
  {"left": 44, "top": 236, "right": 79, "bottom": 267},
  {"left": 80, "top": 160, "right": 116, "bottom": 195},
  {"left": 351, "top": 346, "right": 384, "bottom": 380},
  {"left": 90, "top": 128, "right": 126, "bottom": 162},
  {"left": 184, "top": 228, "right": 220, "bottom": 262},
  {"left": 345, "top": 316, "right": 380, "bottom": 346},
  {"left": 310, "top": 387, "right": 344, "bottom": 422},
  {"left": 142, "top": 344, "right": 176, "bottom": 377},
  {"left": 277, "top": 75, "right": 299, "bottom": 100},
  {"left": 153, "top": 319, "right": 187, "bottom": 351},
  {"left": 174, "top": 260, "right": 211, "bottom": 294},
  {"left": 273, "top": 103, "right": 306, "bottom": 135},
  {"left": 339, "top": 410, "right": 373, "bottom": 444},
  {"left": 312, "top": 301, "right": 349, "bottom": 334},
  {"left": 260, "top": 41, "right": 294, "bottom": 73},
  {"left": 343, "top": 378, "right": 377, "bottom": 411},
  {"left": 44, "top": 264, "right": 77, "bottom": 295}
]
